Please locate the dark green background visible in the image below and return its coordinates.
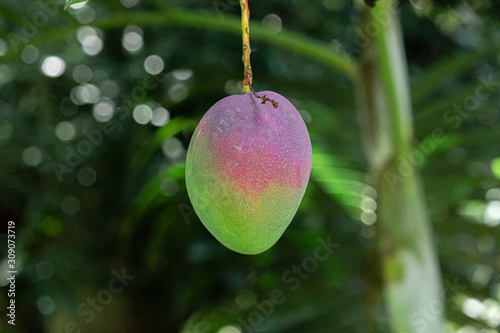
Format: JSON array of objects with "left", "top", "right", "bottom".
[{"left": 0, "top": 0, "right": 499, "bottom": 332}]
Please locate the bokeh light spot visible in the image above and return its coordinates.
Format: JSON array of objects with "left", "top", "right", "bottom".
[
  {"left": 262, "top": 14, "right": 283, "bottom": 33},
  {"left": 415, "top": 0, "right": 434, "bottom": 16},
  {"left": 456, "top": 326, "right": 478, "bottom": 333},
  {"left": 484, "top": 201, "right": 500, "bottom": 226},
  {"left": 37, "top": 296, "right": 56, "bottom": 316},
  {"left": 77, "top": 167, "right": 97, "bottom": 187},
  {"left": 486, "top": 188, "right": 500, "bottom": 201},
  {"left": 77, "top": 26, "right": 96, "bottom": 43},
  {"left": 99, "top": 80, "right": 121, "bottom": 99},
  {"left": 73, "top": 64, "right": 92, "bottom": 84},
  {"left": 82, "top": 35, "right": 103, "bottom": 56},
  {"left": 72, "top": 83, "right": 101, "bottom": 104},
  {"left": 0, "top": 65, "right": 13, "bottom": 85},
  {"left": 77, "top": 26, "right": 103, "bottom": 56},
  {"left": 75, "top": 5, "right": 96, "bottom": 24},
  {"left": 144, "top": 55, "right": 164, "bottom": 75},
  {"left": 225, "top": 79, "right": 243, "bottom": 95},
  {"left": 361, "top": 211, "right": 377, "bottom": 225},
  {"left": 217, "top": 326, "right": 241, "bottom": 333},
  {"left": 120, "top": 0, "right": 140, "bottom": 7},
  {"left": 299, "top": 110, "right": 312, "bottom": 123},
  {"left": 41, "top": 217, "right": 63, "bottom": 236},
  {"left": 462, "top": 298, "right": 484, "bottom": 319},
  {"left": 93, "top": 98, "right": 114, "bottom": 122},
  {"left": 162, "top": 137, "right": 185, "bottom": 160},
  {"left": 0, "top": 39, "right": 7, "bottom": 56},
  {"left": 55, "top": 121, "right": 77, "bottom": 142},
  {"left": 123, "top": 26, "right": 143, "bottom": 54},
  {"left": 160, "top": 178, "right": 179, "bottom": 196},
  {"left": 235, "top": 289, "right": 257, "bottom": 308},
  {"left": 361, "top": 225, "right": 376, "bottom": 239},
  {"left": 123, "top": 32, "right": 143, "bottom": 53},
  {"left": 41, "top": 56, "right": 66, "bottom": 78},
  {"left": 21, "top": 45, "right": 39, "bottom": 64},
  {"left": 22, "top": 146, "right": 43, "bottom": 166},
  {"left": 172, "top": 68, "right": 193, "bottom": 81},
  {"left": 151, "top": 107, "right": 170, "bottom": 127},
  {"left": 133, "top": 104, "right": 153, "bottom": 125},
  {"left": 168, "top": 83, "right": 189, "bottom": 103},
  {"left": 361, "top": 196, "right": 377, "bottom": 212},
  {"left": 363, "top": 185, "right": 378, "bottom": 199},
  {"left": 434, "top": 11, "right": 460, "bottom": 35}
]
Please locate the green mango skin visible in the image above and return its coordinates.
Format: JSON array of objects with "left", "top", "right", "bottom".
[{"left": 185, "top": 91, "right": 312, "bottom": 254}]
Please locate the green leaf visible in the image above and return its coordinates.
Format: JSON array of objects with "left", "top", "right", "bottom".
[
  {"left": 311, "top": 147, "right": 366, "bottom": 218},
  {"left": 126, "top": 116, "right": 192, "bottom": 177},
  {"left": 64, "top": 0, "right": 87, "bottom": 10},
  {"left": 119, "top": 163, "right": 186, "bottom": 252}
]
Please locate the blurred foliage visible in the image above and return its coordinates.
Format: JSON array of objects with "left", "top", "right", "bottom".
[{"left": 0, "top": 0, "right": 499, "bottom": 332}]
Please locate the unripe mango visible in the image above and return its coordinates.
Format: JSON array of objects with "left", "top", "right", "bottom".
[{"left": 185, "top": 91, "right": 312, "bottom": 254}]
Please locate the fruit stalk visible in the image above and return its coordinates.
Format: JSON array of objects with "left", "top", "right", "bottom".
[{"left": 240, "top": 0, "right": 253, "bottom": 93}]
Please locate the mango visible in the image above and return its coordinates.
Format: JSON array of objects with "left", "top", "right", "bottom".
[{"left": 185, "top": 91, "right": 312, "bottom": 254}]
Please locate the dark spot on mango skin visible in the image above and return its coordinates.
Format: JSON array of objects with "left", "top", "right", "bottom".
[{"left": 254, "top": 93, "right": 278, "bottom": 109}]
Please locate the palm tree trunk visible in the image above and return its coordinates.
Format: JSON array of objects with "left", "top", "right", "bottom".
[{"left": 354, "top": 1, "right": 445, "bottom": 332}]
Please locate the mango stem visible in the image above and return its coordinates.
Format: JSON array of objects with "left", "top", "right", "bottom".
[{"left": 240, "top": 0, "right": 253, "bottom": 93}]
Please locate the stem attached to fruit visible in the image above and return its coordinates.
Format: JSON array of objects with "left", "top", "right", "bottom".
[
  {"left": 240, "top": 0, "right": 253, "bottom": 93},
  {"left": 239, "top": 0, "right": 278, "bottom": 108}
]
